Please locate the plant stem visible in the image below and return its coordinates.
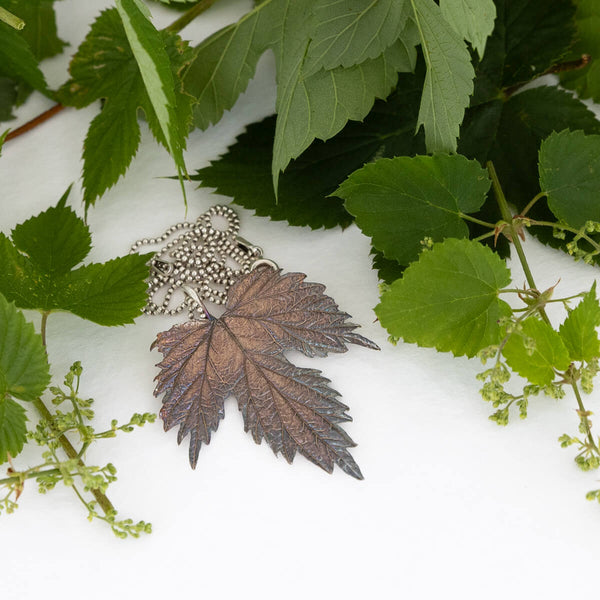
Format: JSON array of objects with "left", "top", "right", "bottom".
[
  {"left": 5, "top": 104, "right": 65, "bottom": 142},
  {"left": 32, "top": 397, "right": 115, "bottom": 515},
  {"left": 529, "top": 220, "right": 600, "bottom": 255},
  {"left": 458, "top": 212, "right": 496, "bottom": 229},
  {"left": 571, "top": 380, "right": 600, "bottom": 454},
  {"left": 487, "top": 161, "right": 552, "bottom": 326},
  {"left": 0, "top": 6, "right": 24, "bottom": 29},
  {"left": 40, "top": 311, "right": 49, "bottom": 347},
  {"left": 0, "top": 468, "right": 61, "bottom": 486},
  {"left": 520, "top": 191, "right": 547, "bottom": 217},
  {"left": 164, "top": 0, "right": 220, "bottom": 33},
  {"left": 34, "top": 313, "right": 116, "bottom": 516}
]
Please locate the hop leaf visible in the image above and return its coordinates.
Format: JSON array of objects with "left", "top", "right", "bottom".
[
  {"left": 375, "top": 238, "right": 512, "bottom": 358},
  {"left": 0, "top": 191, "right": 151, "bottom": 326},
  {"left": 152, "top": 267, "right": 379, "bottom": 478}
]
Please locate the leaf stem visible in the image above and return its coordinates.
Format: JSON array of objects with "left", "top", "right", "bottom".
[
  {"left": 571, "top": 379, "right": 599, "bottom": 455},
  {"left": 458, "top": 212, "right": 496, "bottom": 229},
  {"left": 164, "top": 0, "right": 220, "bottom": 33},
  {"left": 529, "top": 220, "right": 600, "bottom": 255},
  {"left": 0, "top": 468, "right": 61, "bottom": 486},
  {"left": 5, "top": 104, "right": 65, "bottom": 142},
  {"left": 40, "top": 311, "right": 49, "bottom": 348},
  {"left": 487, "top": 161, "right": 552, "bottom": 326},
  {"left": 472, "top": 231, "right": 496, "bottom": 243},
  {"left": 520, "top": 191, "right": 547, "bottom": 217}
]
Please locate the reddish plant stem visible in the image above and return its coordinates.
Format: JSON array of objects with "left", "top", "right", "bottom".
[{"left": 5, "top": 103, "right": 65, "bottom": 142}]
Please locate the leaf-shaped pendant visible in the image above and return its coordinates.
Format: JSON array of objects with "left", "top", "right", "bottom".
[{"left": 134, "top": 206, "right": 379, "bottom": 478}]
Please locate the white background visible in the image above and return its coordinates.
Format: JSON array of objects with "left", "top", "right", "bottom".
[{"left": 2, "top": 1, "right": 600, "bottom": 598}]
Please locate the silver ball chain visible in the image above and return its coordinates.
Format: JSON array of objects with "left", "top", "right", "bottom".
[{"left": 130, "top": 205, "right": 276, "bottom": 319}]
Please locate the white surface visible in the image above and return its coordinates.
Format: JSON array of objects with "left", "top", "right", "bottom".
[{"left": 1, "top": 2, "right": 600, "bottom": 598}]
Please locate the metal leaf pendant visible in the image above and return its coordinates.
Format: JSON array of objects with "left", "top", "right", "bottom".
[{"left": 134, "top": 206, "right": 379, "bottom": 478}]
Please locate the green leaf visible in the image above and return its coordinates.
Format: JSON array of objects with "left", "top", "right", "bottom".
[
  {"left": 184, "top": 0, "right": 418, "bottom": 192},
  {"left": 439, "top": 0, "right": 496, "bottom": 59},
  {"left": 375, "top": 238, "right": 511, "bottom": 357},
  {"left": 560, "top": 0, "right": 600, "bottom": 103},
  {"left": 0, "top": 0, "right": 67, "bottom": 61},
  {"left": 182, "top": 3, "right": 277, "bottom": 130},
  {"left": 409, "top": 0, "right": 475, "bottom": 153},
  {"left": 81, "top": 90, "right": 142, "bottom": 209},
  {"left": 539, "top": 129, "right": 600, "bottom": 229},
  {"left": 502, "top": 317, "right": 571, "bottom": 386},
  {"left": 0, "top": 19, "right": 47, "bottom": 94},
  {"left": 11, "top": 186, "right": 91, "bottom": 276},
  {"left": 337, "top": 154, "right": 490, "bottom": 265},
  {"left": 372, "top": 249, "right": 405, "bottom": 284},
  {"left": 58, "top": 8, "right": 194, "bottom": 208},
  {"left": 272, "top": 20, "right": 415, "bottom": 190},
  {"left": 559, "top": 284, "right": 600, "bottom": 363},
  {"left": 55, "top": 256, "right": 153, "bottom": 326},
  {"left": 191, "top": 116, "right": 353, "bottom": 230},
  {"left": 480, "top": 88, "right": 600, "bottom": 208},
  {"left": 303, "top": 0, "right": 410, "bottom": 73},
  {"left": 0, "top": 197, "right": 151, "bottom": 326},
  {"left": 0, "top": 291, "right": 50, "bottom": 402},
  {"left": 115, "top": 0, "right": 187, "bottom": 183},
  {"left": 192, "top": 64, "right": 427, "bottom": 229},
  {"left": 0, "top": 76, "right": 18, "bottom": 120},
  {"left": 0, "top": 397, "right": 27, "bottom": 464},
  {"left": 459, "top": 87, "right": 600, "bottom": 252},
  {"left": 470, "top": 0, "right": 576, "bottom": 104}
]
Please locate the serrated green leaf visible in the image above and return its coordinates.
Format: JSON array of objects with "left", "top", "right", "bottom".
[
  {"left": 184, "top": 0, "right": 417, "bottom": 192},
  {"left": 58, "top": 8, "right": 194, "bottom": 208},
  {"left": 0, "top": 76, "right": 18, "bottom": 120},
  {"left": 337, "top": 154, "right": 490, "bottom": 266},
  {"left": 375, "top": 238, "right": 511, "bottom": 357},
  {"left": 272, "top": 19, "right": 415, "bottom": 190},
  {"left": 115, "top": 0, "right": 187, "bottom": 183},
  {"left": 303, "top": 0, "right": 409, "bottom": 73},
  {"left": 560, "top": 0, "right": 600, "bottom": 103},
  {"left": 559, "top": 284, "right": 600, "bottom": 363},
  {"left": 11, "top": 187, "right": 92, "bottom": 276},
  {"left": 470, "top": 0, "right": 577, "bottom": 104},
  {"left": 0, "top": 0, "right": 67, "bottom": 61},
  {"left": 439, "top": 0, "right": 496, "bottom": 59},
  {"left": 81, "top": 90, "right": 142, "bottom": 208},
  {"left": 0, "top": 233, "right": 39, "bottom": 309},
  {"left": 0, "top": 396, "right": 27, "bottom": 464},
  {"left": 469, "top": 87, "right": 600, "bottom": 207},
  {"left": 191, "top": 116, "right": 352, "bottom": 230},
  {"left": 372, "top": 249, "right": 404, "bottom": 284},
  {"left": 0, "top": 19, "right": 47, "bottom": 94},
  {"left": 0, "top": 199, "right": 151, "bottom": 326},
  {"left": 183, "top": 0, "right": 281, "bottom": 130},
  {"left": 0, "top": 292, "right": 50, "bottom": 402},
  {"left": 56, "top": 255, "right": 152, "bottom": 326},
  {"left": 459, "top": 86, "right": 600, "bottom": 254},
  {"left": 409, "top": 0, "right": 474, "bottom": 153},
  {"left": 192, "top": 66, "right": 426, "bottom": 230},
  {"left": 503, "top": 317, "right": 571, "bottom": 386},
  {"left": 539, "top": 129, "right": 600, "bottom": 229}
]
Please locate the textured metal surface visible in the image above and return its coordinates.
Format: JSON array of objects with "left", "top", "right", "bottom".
[{"left": 152, "top": 267, "right": 379, "bottom": 478}]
